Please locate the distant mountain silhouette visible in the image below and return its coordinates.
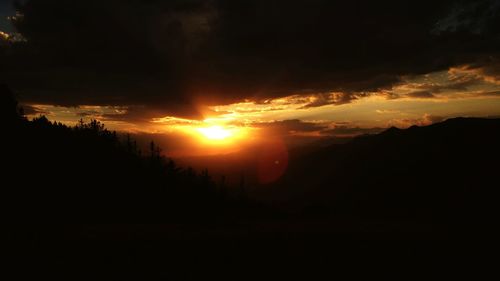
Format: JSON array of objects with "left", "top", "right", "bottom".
[
  {"left": 3, "top": 81, "right": 499, "bottom": 228},
  {"left": 4, "top": 84, "right": 500, "bottom": 279},
  {"left": 268, "top": 117, "right": 500, "bottom": 231}
]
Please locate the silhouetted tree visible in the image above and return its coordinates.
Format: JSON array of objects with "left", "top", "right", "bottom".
[
  {"left": 1, "top": 92, "right": 236, "bottom": 222},
  {"left": 1, "top": 84, "right": 22, "bottom": 123},
  {"left": 126, "top": 134, "right": 132, "bottom": 153},
  {"left": 150, "top": 141, "right": 156, "bottom": 159},
  {"left": 238, "top": 173, "right": 247, "bottom": 201}
]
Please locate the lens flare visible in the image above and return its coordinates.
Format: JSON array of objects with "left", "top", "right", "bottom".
[{"left": 257, "top": 138, "right": 289, "bottom": 184}]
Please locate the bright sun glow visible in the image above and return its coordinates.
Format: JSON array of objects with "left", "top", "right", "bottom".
[{"left": 197, "top": 125, "right": 233, "bottom": 140}]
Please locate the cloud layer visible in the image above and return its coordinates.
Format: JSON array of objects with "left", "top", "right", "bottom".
[{"left": 1, "top": 0, "right": 499, "bottom": 118}]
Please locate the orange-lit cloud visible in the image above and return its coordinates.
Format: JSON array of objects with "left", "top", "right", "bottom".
[
  {"left": 5, "top": 0, "right": 500, "bottom": 121},
  {"left": 19, "top": 68, "right": 500, "bottom": 157}
]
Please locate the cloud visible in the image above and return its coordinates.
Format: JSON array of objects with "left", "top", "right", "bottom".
[
  {"left": 409, "top": 80, "right": 475, "bottom": 93},
  {"left": 321, "top": 125, "right": 385, "bottom": 137},
  {"left": 21, "top": 104, "right": 50, "bottom": 116},
  {"left": 432, "top": 0, "right": 500, "bottom": 35},
  {"left": 1, "top": 0, "right": 499, "bottom": 119},
  {"left": 254, "top": 119, "right": 387, "bottom": 138},
  {"left": 378, "top": 91, "right": 402, "bottom": 100},
  {"left": 407, "top": 91, "right": 436, "bottom": 99},
  {"left": 449, "top": 59, "right": 500, "bottom": 86},
  {"left": 254, "top": 119, "right": 327, "bottom": 135},
  {"left": 389, "top": 113, "right": 445, "bottom": 128},
  {"left": 299, "top": 92, "right": 369, "bottom": 108},
  {"left": 376, "top": 109, "right": 401, "bottom": 114},
  {"left": 477, "top": 90, "right": 500, "bottom": 97},
  {"left": 75, "top": 111, "right": 100, "bottom": 118}
]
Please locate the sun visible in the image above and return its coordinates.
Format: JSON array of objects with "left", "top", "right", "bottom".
[{"left": 197, "top": 125, "right": 233, "bottom": 140}]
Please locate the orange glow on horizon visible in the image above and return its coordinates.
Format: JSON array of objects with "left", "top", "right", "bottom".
[
  {"left": 190, "top": 123, "right": 250, "bottom": 146},
  {"left": 21, "top": 68, "right": 500, "bottom": 158},
  {"left": 197, "top": 125, "right": 233, "bottom": 140},
  {"left": 153, "top": 119, "right": 256, "bottom": 157}
]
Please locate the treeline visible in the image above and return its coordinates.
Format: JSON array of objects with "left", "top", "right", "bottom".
[{"left": 2, "top": 85, "right": 256, "bottom": 222}]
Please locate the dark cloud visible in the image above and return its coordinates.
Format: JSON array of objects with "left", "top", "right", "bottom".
[
  {"left": 21, "top": 104, "right": 49, "bottom": 116},
  {"left": 476, "top": 90, "right": 500, "bottom": 97},
  {"left": 412, "top": 80, "right": 475, "bottom": 93},
  {"left": 432, "top": 0, "right": 500, "bottom": 35},
  {"left": 299, "top": 92, "right": 370, "bottom": 108},
  {"left": 454, "top": 57, "right": 500, "bottom": 85},
  {"left": 0, "top": 1, "right": 15, "bottom": 32},
  {"left": 100, "top": 106, "right": 157, "bottom": 123},
  {"left": 1, "top": 0, "right": 499, "bottom": 118},
  {"left": 75, "top": 110, "right": 101, "bottom": 118},
  {"left": 480, "top": 63, "right": 500, "bottom": 84},
  {"left": 322, "top": 126, "right": 385, "bottom": 137},
  {"left": 407, "top": 91, "right": 436, "bottom": 99},
  {"left": 255, "top": 119, "right": 327, "bottom": 135},
  {"left": 255, "top": 119, "right": 387, "bottom": 138}
]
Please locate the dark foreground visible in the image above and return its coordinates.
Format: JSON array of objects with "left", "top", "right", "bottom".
[
  {"left": 7, "top": 221, "right": 498, "bottom": 280},
  {"left": 3, "top": 86, "right": 500, "bottom": 279}
]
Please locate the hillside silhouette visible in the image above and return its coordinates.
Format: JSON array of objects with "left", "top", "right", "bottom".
[
  {"left": 5, "top": 81, "right": 498, "bottom": 226},
  {"left": 268, "top": 117, "right": 500, "bottom": 228},
  {"left": 3, "top": 84, "right": 500, "bottom": 279},
  {"left": 2, "top": 84, "right": 260, "bottom": 222}
]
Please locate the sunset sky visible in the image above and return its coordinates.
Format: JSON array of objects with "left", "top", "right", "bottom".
[{"left": 1, "top": 0, "right": 499, "bottom": 157}]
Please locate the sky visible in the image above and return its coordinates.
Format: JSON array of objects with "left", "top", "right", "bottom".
[
  {"left": 1, "top": 0, "right": 500, "bottom": 157},
  {"left": 0, "top": 1, "right": 14, "bottom": 32}
]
